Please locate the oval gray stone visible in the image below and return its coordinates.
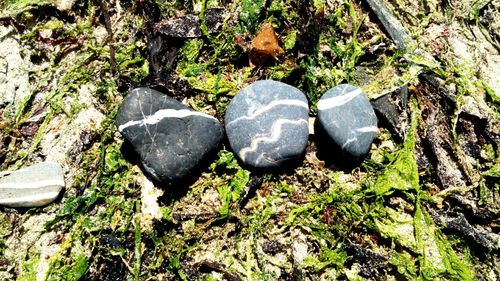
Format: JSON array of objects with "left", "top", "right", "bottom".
[
  {"left": 317, "top": 84, "right": 378, "bottom": 159},
  {"left": 116, "top": 87, "right": 224, "bottom": 182},
  {"left": 0, "top": 161, "right": 64, "bottom": 207},
  {"left": 225, "top": 80, "right": 309, "bottom": 168}
]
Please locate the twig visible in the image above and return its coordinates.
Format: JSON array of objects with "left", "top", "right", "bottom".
[
  {"left": 96, "top": 0, "right": 116, "bottom": 76},
  {"left": 120, "top": 255, "right": 136, "bottom": 275}
]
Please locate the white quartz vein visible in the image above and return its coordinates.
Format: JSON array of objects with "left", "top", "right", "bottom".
[
  {"left": 317, "top": 88, "right": 362, "bottom": 111},
  {"left": 0, "top": 179, "right": 64, "bottom": 190},
  {"left": 0, "top": 191, "right": 60, "bottom": 204},
  {"left": 355, "top": 126, "right": 378, "bottom": 133},
  {"left": 118, "top": 109, "right": 217, "bottom": 132},
  {"left": 226, "top": 99, "right": 308, "bottom": 127},
  {"left": 341, "top": 137, "right": 358, "bottom": 150},
  {"left": 239, "top": 118, "right": 308, "bottom": 161}
]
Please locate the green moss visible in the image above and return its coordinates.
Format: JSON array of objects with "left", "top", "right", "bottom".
[
  {"left": 304, "top": 229, "right": 347, "bottom": 272},
  {"left": 368, "top": 98, "right": 419, "bottom": 196},
  {"left": 468, "top": 0, "right": 492, "bottom": 21},
  {"left": 414, "top": 200, "right": 474, "bottom": 280},
  {"left": 286, "top": 171, "right": 371, "bottom": 241},
  {"left": 115, "top": 42, "right": 150, "bottom": 84},
  {"left": 0, "top": 213, "right": 11, "bottom": 249},
  {"left": 17, "top": 252, "right": 39, "bottom": 281},
  {"left": 238, "top": 0, "right": 266, "bottom": 33},
  {"left": 45, "top": 219, "right": 91, "bottom": 281},
  {"left": 390, "top": 251, "right": 418, "bottom": 280},
  {"left": 177, "top": 39, "right": 241, "bottom": 99},
  {"left": 104, "top": 143, "right": 130, "bottom": 174},
  {"left": 3, "top": 0, "right": 49, "bottom": 15},
  {"left": 0, "top": 0, "right": 497, "bottom": 279},
  {"left": 187, "top": 71, "right": 237, "bottom": 97},
  {"left": 483, "top": 160, "right": 500, "bottom": 178},
  {"left": 211, "top": 150, "right": 250, "bottom": 217},
  {"left": 267, "top": 63, "right": 298, "bottom": 81},
  {"left": 482, "top": 81, "right": 500, "bottom": 104},
  {"left": 375, "top": 207, "right": 417, "bottom": 251},
  {"left": 182, "top": 39, "right": 205, "bottom": 66},
  {"left": 58, "top": 253, "right": 88, "bottom": 281},
  {"left": 134, "top": 212, "right": 142, "bottom": 280},
  {"left": 283, "top": 30, "right": 298, "bottom": 51}
]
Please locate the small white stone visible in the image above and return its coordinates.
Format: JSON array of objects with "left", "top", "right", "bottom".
[
  {"left": 0, "top": 162, "right": 65, "bottom": 207},
  {"left": 50, "top": 0, "right": 75, "bottom": 11}
]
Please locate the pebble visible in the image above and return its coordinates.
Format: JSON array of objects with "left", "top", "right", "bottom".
[
  {"left": 0, "top": 161, "right": 64, "bottom": 207},
  {"left": 317, "top": 84, "right": 377, "bottom": 159},
  {"left": 116, "top": 87, "right": 224, "bottom": 181},
  {"left": 225, "top": 80, "right": 309, "bottom": 168}
]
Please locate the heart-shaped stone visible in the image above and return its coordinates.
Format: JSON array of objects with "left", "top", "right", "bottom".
[{"left": 116, "top": 88, "right": 224, "bottom": 182}]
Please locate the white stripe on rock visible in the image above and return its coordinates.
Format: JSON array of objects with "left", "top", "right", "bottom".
[
  {"left": 0, "top": 191, "right": 61, "bottom": 207},
  {"left": 355, "top": 126, "right": 378, "bottom": 133},
  {"left": 226, "top": 99, "right": 308, "bottom": 127},
  {"left": 0, "top": 179, "right": 65, "bottom": 189},
  {"left": 118, "top": 109, "right": 217, "bottom": 132},
  {"left": 317, "top": 88, "right": 362, "bottom": 111},
  {"left": 341, "top": 137, "right": 358, "bottom": 150},
  {"left": 239, "top": 118, "right": 308, "bottom": 161}
]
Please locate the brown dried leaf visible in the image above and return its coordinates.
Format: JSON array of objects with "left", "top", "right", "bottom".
[{"left": 250, "top": 23, "right": 284, "bottom": 66}]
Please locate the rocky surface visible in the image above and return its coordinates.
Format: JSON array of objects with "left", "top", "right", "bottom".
[
  {"left": 155, "top": 8, "right": 227, "bottom": 38},
  {"left": 317, "top": 84, "right": 378, "bottom": 159},
  {"left": 225, "top": 80, "right": 309, "bottom": 169},
  {"left": 371, "top": 85, "right": 409, "bottom": 142},
  {"left": 0, "top": 26, "right": 31, "bottom": 118},
  {"left": 116, "top": 87, "right": 224, "bottom": 181},
  {"left": 0, "top": 1, "right": 499, "bottom": 280},
  {"left": 0, "top": 161, "right": 64, "bottom": 207}
]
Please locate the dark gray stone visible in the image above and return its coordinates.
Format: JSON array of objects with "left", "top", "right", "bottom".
[
  {"left": 116, "top": 88, "right": 223, "bottom": 181},
  {"left": 371, "top": 85, "right": 408, "bottom": 142},
  {"left": 225, "top": 80, "right": 309, "bottom": 168},
  {"left": 155, "top": 8, "right": 226, "bottom": 38},
  {"left": 317, "top": 84, "right": 377, "bottom": 159},
  {"left": 364, "top": 0, "right": 413, "bottom": 49},
  {"left": 365, "top": 0, "right": 437, "bottom": 63}
]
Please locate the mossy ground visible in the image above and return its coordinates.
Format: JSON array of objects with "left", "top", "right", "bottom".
[{"left": 0, "top": 0, "right": 499, "bottom": 280}]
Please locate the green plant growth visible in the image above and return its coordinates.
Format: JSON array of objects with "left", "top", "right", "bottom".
[{"left": 367, "top": 99, "right": 419, "bottom": 196}]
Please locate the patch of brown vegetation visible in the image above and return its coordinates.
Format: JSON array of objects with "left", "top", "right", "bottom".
[{"left": 250, "top": 22, "right": 284, "bottom": 66}]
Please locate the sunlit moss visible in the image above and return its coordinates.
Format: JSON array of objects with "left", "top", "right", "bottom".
[
  {"left": 368, "top": 98, "right": 419, "bottom": 196},
  {"left": 238, "top": 0, "right": 266, "bottom": 33},
  {"left": 17, "top": 252, "right": 39, "bottom": 281}
]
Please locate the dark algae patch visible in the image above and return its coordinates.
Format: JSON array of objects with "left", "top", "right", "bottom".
[{"left": 0, "top": 0, "right": 499, "bottom": 280}]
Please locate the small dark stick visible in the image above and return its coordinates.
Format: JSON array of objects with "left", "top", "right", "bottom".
[
  {"left": 364, "top": 0, "right": 438, "bottom": 65},
  {"left": 364, "top": 0, "right": 414, "bottom": 49},
  {"left": 96, "top": 0, "right": 116, "bottom": 76}
]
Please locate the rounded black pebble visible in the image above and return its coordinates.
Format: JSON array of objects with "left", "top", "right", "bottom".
[
  {"left": 225, "top": 80, "right": 309, "bottom": 169},
  {"left": 317, "top": 84, "right": 377, "bottom": 160},
  {"left": 116, "top": 87, "right": 224, "bottom": 182}
]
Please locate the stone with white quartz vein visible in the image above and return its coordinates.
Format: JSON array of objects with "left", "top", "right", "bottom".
[
  {"left": 116, "top": 87, "right": 224, "bottom": 181},
  {"left": 317, "top": 84, "right": 378, "bottom": 159},
  {"left": 0, "top": 162, "right": 65, "bottom": 207},
  {"left": 225, "top": 80, "right": 309, "bottom": 168}
]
